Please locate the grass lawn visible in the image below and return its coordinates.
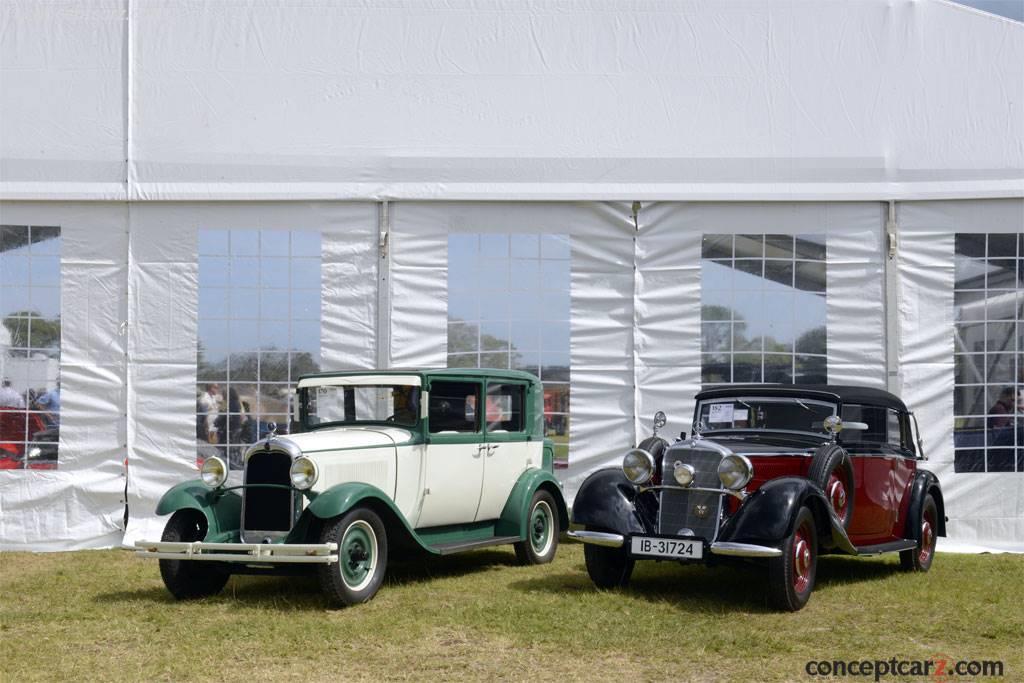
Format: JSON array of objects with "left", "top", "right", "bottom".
[{"left": 2, "top": 543, "right": 1021, "bottom": 682}]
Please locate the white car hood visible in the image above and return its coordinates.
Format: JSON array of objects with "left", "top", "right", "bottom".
[{"left": 279, "top": 426, "right": 412, "bottom": 454}]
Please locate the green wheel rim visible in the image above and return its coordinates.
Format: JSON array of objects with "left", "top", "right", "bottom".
[
  {"left": 530, "top": 501, "right": 554, "bottom": 556},
  {"left": 340, "top": 520, "right": 377, "bottom": 591}
]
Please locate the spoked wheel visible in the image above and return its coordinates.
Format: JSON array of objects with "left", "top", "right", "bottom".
[
  {"left": 515, "top": 490, "right": 560, "bottom": 565},
  {"left": 158, "top": 510, "right": 230, "bottom": 600},
  {"left": 768, "top": 506, "right": 818, "bottom": 611},
  {"left": 809, "top": 443, "right": 855, "bottom": 529},
  {"left": 318, "top": 507, "right": 388, "bottom": 606},
  {"left": 901, "top": 494, "right": 937, "bottom": 572}
]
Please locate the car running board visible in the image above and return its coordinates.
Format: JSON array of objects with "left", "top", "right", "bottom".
[
  {"left": 430, "top": 535, "right": 522, "bottom": 555},
  {"left": 855, "top": 539, "right": 918, "bottom": 556}
]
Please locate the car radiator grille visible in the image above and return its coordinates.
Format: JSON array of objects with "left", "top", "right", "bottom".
[
  {"left": 658, "top": 447, "right": 723, "bottom": 541},
  {"left": 243, "top": 450, "right": 294, "bottom": 536}
]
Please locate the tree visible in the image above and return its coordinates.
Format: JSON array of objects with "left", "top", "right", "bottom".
[{"left": 2, "top": 311, "right": 60, "bottom": 355}]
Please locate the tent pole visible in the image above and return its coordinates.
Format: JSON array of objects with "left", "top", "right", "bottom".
[
  {"left": 376, "top": 200, "right": 392, "bottom": 370},
  {"left": 884, "top": 200, "right": 901, "bottom": 394}
]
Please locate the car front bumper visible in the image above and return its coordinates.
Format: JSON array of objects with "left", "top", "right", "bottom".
[
  {"left": 568, "top": 530, "right": 782, "bottom": 558},
  {"left": 134, "top": 540, "right": 338, "bottom": 564}
]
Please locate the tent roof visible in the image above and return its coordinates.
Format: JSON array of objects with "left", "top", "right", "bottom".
[{"left": 1, "top": 0, "right": 1021, "bottom": 202}]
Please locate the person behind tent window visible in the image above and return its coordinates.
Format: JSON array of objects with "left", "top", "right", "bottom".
[
  {"left": 196, "top": 383, "right": 220, "bottom": 443},
  {"left": 36, "top": 379, "right": 60, "bottom": 427},
  {"left": 987, "top": 386, "right": 1016, "bottom": 447}
]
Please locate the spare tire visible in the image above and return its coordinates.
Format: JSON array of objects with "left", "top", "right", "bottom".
[
  {"left": 637, "top": 436, "right": 669, "bottom": 485},
  {"left": 808, "top": 442, "right": 855, "bottom": 530}
]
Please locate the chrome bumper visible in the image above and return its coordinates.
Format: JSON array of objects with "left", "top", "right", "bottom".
[
  {"left": 568, "top": 531, "right": 782, "bottom": 558},
  {"left": 134, "top": 540, "right": 338, "bottom": 564}
]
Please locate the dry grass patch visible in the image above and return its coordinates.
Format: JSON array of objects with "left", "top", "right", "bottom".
[{"left": 2, "top": 543, "right": 1021, "bottom": 682}]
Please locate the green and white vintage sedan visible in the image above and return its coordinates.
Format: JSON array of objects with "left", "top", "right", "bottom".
[{"left": 136, "top": 369, "right": 568, "bottom": 606}]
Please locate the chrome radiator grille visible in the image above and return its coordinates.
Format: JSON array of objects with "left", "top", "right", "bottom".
[
  {"left": 658, "top": 446, "right": 724, "bottom": 541},
  {"left": 242, "top": 450, "right": 295, "bottom": 540}
]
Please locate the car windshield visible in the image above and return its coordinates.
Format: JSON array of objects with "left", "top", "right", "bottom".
[
  {"left": 694, "top": 397, "right": 836, "bottom": 437},
  {"left": 303, "top": 384, "right": 420, "bottom": 428}
]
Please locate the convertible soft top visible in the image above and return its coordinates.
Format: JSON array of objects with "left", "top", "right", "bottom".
[{"left": 695, "top": 384, "right": 909, "bottom": 413}]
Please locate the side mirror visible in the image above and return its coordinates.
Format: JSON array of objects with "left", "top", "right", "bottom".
[{"left": 653, "top": 410, "right": 667, "bottom": 436}]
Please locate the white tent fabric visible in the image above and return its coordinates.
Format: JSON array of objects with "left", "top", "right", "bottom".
[
  {"left": 1, "top": 0, "right": 1022, "bottom": 552},
  {"left": 1, "top": 0, "right": 1022, "bottom": 202}
]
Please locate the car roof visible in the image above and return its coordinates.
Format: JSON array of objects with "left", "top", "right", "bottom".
[
  {"left": 297, "top": 367, "right": 540, "bottom": 383},
  {"left": 694, "top": 384, "right": 909, "bottom": 412}
]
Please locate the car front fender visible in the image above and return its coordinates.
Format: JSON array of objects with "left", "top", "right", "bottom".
[
  {"left": 569, "top": 468, "right": 649, "bottom": 536},
  {"left": 718, "top": 477, "right": 855, "bottom": 554},
  {"left": 496, "top": 468, "right": 569, "bottom": 539},
  {"left": 154, "top": 480, "right": 242, "bottom": 540}
]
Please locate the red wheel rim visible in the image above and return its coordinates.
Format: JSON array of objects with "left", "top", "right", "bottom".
[
  {"left": 792, "top": 522, "right": 813, "bottom": 594},
  {"left": 826, "top": 468, "right": 849, "bottom": 523},
  {"left": 919, "top": 508, "right": 936, "bottom": 565}
]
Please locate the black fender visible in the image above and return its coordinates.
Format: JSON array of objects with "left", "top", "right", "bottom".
[
  {"left": 718, "top": 477, "right": 856, "bottom": 554},
  {"left": 905, "top": 469, "right": 947, "bottom": 540},
  {"left": 570, "top": 468, "right": 653, "bottom": 536}
]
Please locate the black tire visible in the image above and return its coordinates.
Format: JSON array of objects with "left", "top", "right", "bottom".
[
  {"left": 767, "top": 506, "right": 818, "bottom": 611},
  {"left": 900, "top": 493, "right": 938, "bottom": 572},
  {"left": 158, "top": 511, "right": 229, "bottom": 600},
  {"left": 808, "top": 442, "right": 855, "bottom": 530},
  {"left": 583, "top": 533, "right": 635, "bottom": 589},
  {"left": 514, "top": 490, "right": 560, "bottom": 565},
  {"left": 317, "top": 507, "right": 388, "bottom": 607}
]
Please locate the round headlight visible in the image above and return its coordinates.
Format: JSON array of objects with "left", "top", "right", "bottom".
[
  {"left": 622, "top": 448, "right": 655, "bottom": 485},
  {"left": 289, "top": 456, "right": 318, "bottom": 490},
  {"left": 200, "top": 456, "right": 227, "bottom": 488},
  {"left": 717, "top": 454, "right": 753, "bottom": 490},
  {"left": 673, "top": 461, "right": 696, "bottom": 487}
]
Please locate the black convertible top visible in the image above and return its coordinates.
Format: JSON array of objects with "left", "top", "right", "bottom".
[{"left": 694, "top": 384, "right": 909, "bottom": 412}]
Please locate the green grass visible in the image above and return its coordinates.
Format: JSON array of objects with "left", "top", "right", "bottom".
[{"left": 2, "top": 544, "right": 1021, "bottom": 682}]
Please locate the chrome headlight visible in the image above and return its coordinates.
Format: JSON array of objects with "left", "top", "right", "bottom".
[
  {"left": 622, "top": 448, "right": 655, "bottom": 485},
  {"left": 289, "top": 456, "right": 319, "bottom": 490},
  {"left": 672, "top": 461, "right": 696, "bottom": 487},
  {"left": 200, "top": 456, "right": 228, "bottom": 488},
  {"left": 717, "top": 454, "right": 753, "bottom": 490}
]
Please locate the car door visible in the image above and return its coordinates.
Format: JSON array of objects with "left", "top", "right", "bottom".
[
  {"left": 841, "top": 404, "right": 897, "bottom": 541},
  {"left": 890, "top": 410, "right": 919, "bottom": 538},
  {"left": 415, "top": 379, "right": 485, "bottom": 529},
  {"left": 475, "top": 380, "right": 536, "bottom": 521}
]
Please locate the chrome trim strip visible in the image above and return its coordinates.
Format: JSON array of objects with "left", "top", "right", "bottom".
[
  {"left": 568, "top": 530, "right": 625, "bottom": 548},
  {"left": 710, "top": 542, "right": 783, "bottom": 558},
  {"left": 134, "top": 540, "right": 338, "bottom": 564},
  {"left": 638, "top": 484, "right": 747, "bottom": 501}
]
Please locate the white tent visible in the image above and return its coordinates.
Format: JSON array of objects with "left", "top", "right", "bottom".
[{"left": 1, "top": 0, "right": 1022, "bottom": 551}]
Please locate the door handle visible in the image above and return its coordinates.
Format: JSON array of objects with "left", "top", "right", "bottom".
[
  {"left": 475, "top": 444, "right": 485, "bottom": 457},
  {"left": 487, "top": 444, "right": 499, "bottom": 456}
]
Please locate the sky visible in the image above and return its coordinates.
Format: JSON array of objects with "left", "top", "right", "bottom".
[{"left": 955, "top": 0, "right": 1024, "bottom": 21}]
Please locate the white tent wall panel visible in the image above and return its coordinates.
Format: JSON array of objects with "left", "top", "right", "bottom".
[
  {"left": 898, "top": 200, "right": 1024, "bottom": 551},
  {"left": 0, "top": 202, "right": 127, "bottom": 550},
  {"left": 4, "top": 1, "right": 1022, "bottom": 201},
  {"left": 389, "top": 206, "right": 448, "bottom": 369}
]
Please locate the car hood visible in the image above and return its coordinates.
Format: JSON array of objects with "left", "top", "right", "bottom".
[
  {"left": 271, "top": 426, "right": 413, "bottom": 454},
  {"left": 687, "top": 434, "right": 822, "bottom": 456}
]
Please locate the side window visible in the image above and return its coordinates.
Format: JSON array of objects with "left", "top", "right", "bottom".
[
  {"left": 839, "top": 404, "right": 887, "bottom": 445},
  {"left": 428, "top": 380, "right": 481, "bottom": 434},
  {"left": 886, "top": 409, "right": 902, "bottom": 448},
  {"left": 899, "top": 412, "right": 916, "bottom": 455},
  {"left": 485, "top": 383, "right": 525, "bottom": 433}
]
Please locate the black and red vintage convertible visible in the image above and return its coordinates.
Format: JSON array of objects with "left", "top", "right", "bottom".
[{"left": 569, "top": 385, "right": 945, "bottom": 611}]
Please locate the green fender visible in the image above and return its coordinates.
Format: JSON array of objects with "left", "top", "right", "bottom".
[
  {"left": 496, "top": 469, "right": 569, "bottom": 539},
  {"left": 154, "top": 480, "right": 242, "bottom": 541},
  {"left": 302, "top": 482, "right": 437, "bottom": 554}
]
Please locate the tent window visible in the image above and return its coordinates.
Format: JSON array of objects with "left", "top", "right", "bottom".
[
  {"left": 700, "top": 233, "right": 827, "bottom": 386},
  {"left": 953, "top": 232, "right": 1023, "bottom": 473},
  {"left": 196, "top": 229, "right": 322, "bottom": 472},
  {"left": 447, "top": 233, "right": 569, "bottom": 465},
  {"left": 0, "top": 225, "right": 61, "bottom": 471}
]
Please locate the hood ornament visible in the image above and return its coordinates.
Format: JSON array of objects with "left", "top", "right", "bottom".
[{"left": 264, "top": 422, "right": 278, "bottom": 450}]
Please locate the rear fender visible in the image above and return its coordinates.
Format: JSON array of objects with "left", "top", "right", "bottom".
[
  {"left": 496, "top": 469, "right": 569, "bottom": 539},
  {"left": 154, "top": 480, "right": 242, "bottom": 540},
  {"left": 570, "top": 468, "right": 649, "bottom": 536},
  {"left": 905, "top": 470, "right": 947, "bottom": 540},
  {"left": 718, "top": 477, "right": 855, "bottom": 554}
]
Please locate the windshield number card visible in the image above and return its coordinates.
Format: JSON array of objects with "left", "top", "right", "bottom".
[{"left": 708, "top": 403, "right": 735, "bottom": 423}]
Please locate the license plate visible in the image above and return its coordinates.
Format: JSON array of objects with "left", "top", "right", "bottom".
[{"left": 630, "top": 536, "right": 703, "bottom": 560}]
